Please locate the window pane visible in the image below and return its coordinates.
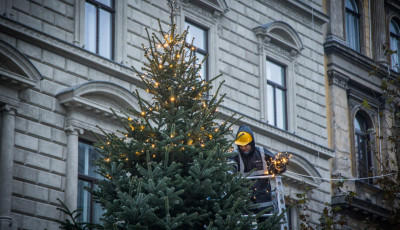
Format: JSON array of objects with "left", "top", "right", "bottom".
[
  {"left": 196, "top": 53, "right": 206, "bottom": 80},
  {"left": 266, "top": 60, "right": 284, "bottom": 86},
  {"left": 77, "top": 180, "right": 91, "bottom": 222},
  {"left": 78, "top": 141, "right": 101, "bottom": 179},
  {"left": 84, "top": 2, "right": 97, "bottom": 53},
  {"left": 267, "top": 84, "right": 275, "bottom": 125},
  {"left": 390, "top": 21, "right": 397, "bottom": 34},
  {"left": 276, "top": 89, "right": 286, "bottom": 130},
  {"left": 92, "top": 184, "right": 103, "bottom": 224},
  {"left": 185, "top": 22, "right": 206, "bottom": 50},
  {"left": 345, "top": 0, "right": 358, "bottom": 12},
  {"left": 99, "top": 9, "right": 112, "bottom": 59},
  {"left": 353, "top": 16, "right": 360, "bottom": 52}
]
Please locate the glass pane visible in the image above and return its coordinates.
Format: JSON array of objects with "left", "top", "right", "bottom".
[
  {"left": 345, "top": 0, "right": 358, "bottom": 12},
  {"left": 390, "top": 35, "right": 400, "bottom": 70},
  {"left": 96, "top": 0, "right": 112, "bottom": 7},
  {"left": 354, "top": 116, "right": 361, "bottom": 131},
  {"left": 88, "top": 145, "right": 101, "bottom": 178},
  {"left": 276, "top": 89, "right": 286, "bottom": 130},
  {"left": 196, "top": 53, "right": 206, "bottom": 80},
  {"left": 359, "top": 136, "right": 368, "bottom": 177},
  {"left": 390, "top": 21, "right": 398, "bottom": 34},
  {"left": 99, "top": 9, "right": 112, "bottom": 59},
  {"left": 185, "top": 21, "right": 206, "bottom": 50},
  {"left": 267, "top": 84, "right": 275, "bottom": 125},
  {"left": 78, "top": 142, "right": 87, "bottom": 174},
  {"left": 78, "top": 141, "right": 101, "bottom": 179},
  {"left": 92, "top": 184, "right": 104, "bottom": 224},
  {"left": 77, "top": 180, "right": 91, "bottom": 222},
  {"left": 355, "top": 113, "right": 367, "bottom": 133},
  {"left": 266, "top": 60, "right": 284, "bottom": 86},
  {"left": 353, "top": 16, "right": 360, "bottom": 52},
  {"left": 84, "top": 2, "right": 97, "bottom": 53}
]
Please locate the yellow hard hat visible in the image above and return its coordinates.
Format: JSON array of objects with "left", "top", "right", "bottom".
[{"left": 235, "top": 131, "right": 253, "bottom": 146}]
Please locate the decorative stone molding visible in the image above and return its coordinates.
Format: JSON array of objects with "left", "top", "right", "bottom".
[
  {"left": 57, "top": 81, "right": 140, "bottom": 120},
  {"left": 186, "top": 0, "right": 229, "bottom": 16},
  {"left": 253, "top": 21, "right": 304, "bottom": 58},
  {"left": 327, "top": 70, "right": 349, "bottom": 89},
  {"left": 0, "top": 40, "right": 42, "bottom": 90},
  {"left": 64, "top": 125, "right": 84, "bottom": 136},
  {"left": 0, "top": 16, "right": 143, "bottom": 87}
]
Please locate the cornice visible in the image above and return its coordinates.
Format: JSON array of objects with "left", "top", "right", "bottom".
[
  {"left": 257, "top": 0, "right": 329, "bottom": 30},
  {"left": 218, "top": 106, "right": 334, "bottom": 160},
  {"left": 0, "top": 16, "right": 144, "bottom": 88},
  {"left": 324, "top": 40, "right": 375, "bottom": 71}
]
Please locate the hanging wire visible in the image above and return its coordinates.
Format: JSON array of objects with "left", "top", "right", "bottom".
[{"left": 246, "top": 172, "right": 395, "bottom": 182}]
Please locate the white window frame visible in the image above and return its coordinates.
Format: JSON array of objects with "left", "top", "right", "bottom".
[
  {"left": 178, "top": 1, "right": 224, "bottom": 98},
  {"left": 74, "top": 0, "right": 127, "bottom": 63},
  {"left": 253, "top": 21, "right": 303, "bottom": 132},
  {"left": 345, "top": 0, "right": 361, "bottom": 52}
]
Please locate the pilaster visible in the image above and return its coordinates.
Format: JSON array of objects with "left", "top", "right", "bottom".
[
  {"left": 371, "top": 0, "right": 387, "bottom": 64},
  {"left": 64, "top": 125, "right": 83, "bottom": 213},
  {"left": 0, "top": 104, "right": 17, "bottom": 230}
]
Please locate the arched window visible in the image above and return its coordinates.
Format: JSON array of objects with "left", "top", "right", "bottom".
[
  {"left": 345, "top": 0, "right": 360, "bottom": 52},
  {"left": 354, "top": 112, "right": 373, "bottom": 184},
  {"left": 390, "top": 20, "right": 400, "bottom": 71}
]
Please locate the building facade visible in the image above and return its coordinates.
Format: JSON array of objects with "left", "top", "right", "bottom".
[
  {"left": 325, "top": 0, "right": 398, "bottom": 228},
  {"left": 2, "top": 0, "right": 395, "bottom": 229}
]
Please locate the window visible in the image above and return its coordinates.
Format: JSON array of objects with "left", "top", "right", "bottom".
[
  {"left": 345, "top": 0, "right": 360, "bottom": 52},
  {"left": 266, "top": 60, "right": 287, "bottom": 130},
  {"left": 185, "top": 20, "right": 208, "bottom": 81},
  {"left": 354, "top": 112, "right": 373, "bottom": 184},
  {"left": 84, "top": 0, "right": 114, "bottom": 59},
  {"left": 77, "top": 140, "right": 103, "bottom": 224},
  {"left": 390, "top": 20, "right": 400, "bottom": 71}
]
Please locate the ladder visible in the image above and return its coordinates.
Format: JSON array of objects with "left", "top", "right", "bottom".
[{"left": 246, "top": 175, "right": 289, "bottom": 230}]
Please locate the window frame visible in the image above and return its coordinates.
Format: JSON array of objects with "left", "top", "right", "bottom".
[
  {"left": 354, "top": 111, "right": 374, "bottom": 184},
  {"left": 345, "top": 0, "right": 361, "bottom": 52},
  {"left": 266, "top": 59, "right": 288, "bottom": 130},
  {"left": 184, "top": 19, "right": 209, "bottom": 81},
  {"left": 84, "top": 0, "right": 115, "bottom": 59},
  {"left": 77, "top": 138, "right": 103, "bottom": 224},
  {"left": 390, "top": 19, "right": 400, "bottom": 71}
]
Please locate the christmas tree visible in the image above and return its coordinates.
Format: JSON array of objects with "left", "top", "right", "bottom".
[{"left": 79, "top": 1, "right": 282, "bottom": 229}]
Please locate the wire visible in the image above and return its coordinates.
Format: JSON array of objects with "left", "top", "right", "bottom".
[
  {"left": 287, "top": 171, "right": 396, "bottom": 181},
  {"left": 245, "top": 172, "right": 396, "bottom": 182}
]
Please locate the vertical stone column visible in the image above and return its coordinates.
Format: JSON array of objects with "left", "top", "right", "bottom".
[
  {"left": 64, "top": 126, "right": 83, "bottom": 212},
  {"left": 0, "top": 105, "right": 16, "bottom": 230},
  {"left": 371, "top": 0, "right": 387, "bottom": 64},
  {"left": 328, "top": 71, "right": 351, "bottom": 179}
]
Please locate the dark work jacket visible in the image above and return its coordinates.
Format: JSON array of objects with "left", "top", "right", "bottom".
[{"left": 232, "top": 125, "right": 286, "bottom": 205}]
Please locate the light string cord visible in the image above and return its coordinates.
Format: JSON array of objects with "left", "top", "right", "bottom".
[{"left": 246, "top": 172, "right": 395, "bottom": 181}]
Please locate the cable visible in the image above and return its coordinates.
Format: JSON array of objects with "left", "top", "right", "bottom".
[
  {"left": 287, "top": 171, "right": 395, "bottom": 181},
  {"left": 245, "top": 172, "right": 395, "bottom": 182}
]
